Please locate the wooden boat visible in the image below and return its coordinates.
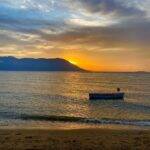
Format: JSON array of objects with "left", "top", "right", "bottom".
[{"left": 89, "top": 93, "right": 124, "bottom": 100}]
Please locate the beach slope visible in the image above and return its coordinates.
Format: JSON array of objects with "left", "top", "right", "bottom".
[{"left": 0, "top": 129, "right": 149, "bottom": 150}]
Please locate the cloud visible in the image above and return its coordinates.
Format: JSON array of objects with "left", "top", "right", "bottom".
[
  {"left": 0, "top": 0, "right": 55, "bottom": 12},
  {"left": 0, "top": 3, "right": 69, "bottom": 35},
  {"left": 63, "top": 0, "right": 147, "bottom": 27},
  {"left": 0, "top": 0, "right": 150, "bottom": 71},
  {"left": 65, "top": 0, "right": 146, "bottom": 18}
]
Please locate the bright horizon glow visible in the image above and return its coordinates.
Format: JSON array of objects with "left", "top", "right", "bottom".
[{"left": 68, "top": 60, "right": 78, "bottom": 65}]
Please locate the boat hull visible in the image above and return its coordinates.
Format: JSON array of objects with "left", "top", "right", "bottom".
[{"left": 89, "top": 93, "right": 124, "bottom": 100}]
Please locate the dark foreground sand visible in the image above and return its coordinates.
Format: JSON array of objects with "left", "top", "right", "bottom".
[{"left": 0, "top": 129, "right": 149, "bottom": 150}]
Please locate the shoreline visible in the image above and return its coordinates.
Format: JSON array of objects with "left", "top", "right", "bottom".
[{"left": 0, "top": 128, "right": 149, "bottom": 150}]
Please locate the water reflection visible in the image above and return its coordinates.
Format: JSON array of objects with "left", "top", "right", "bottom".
[{"left": 0, "top": 72, "right": 149, "bottom": 128}]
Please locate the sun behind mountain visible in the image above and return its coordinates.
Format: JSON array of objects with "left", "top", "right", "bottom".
[{"left": 68, "top": 60, "right": 78, "bottom": 65}]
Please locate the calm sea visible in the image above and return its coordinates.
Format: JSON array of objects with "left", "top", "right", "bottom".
[{"left": 0, "top": 72, "right": 149, "bottom": 129}]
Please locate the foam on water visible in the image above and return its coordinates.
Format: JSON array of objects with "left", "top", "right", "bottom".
[{"left": 20, "top": 114, "right": 150, "bottom": 127}]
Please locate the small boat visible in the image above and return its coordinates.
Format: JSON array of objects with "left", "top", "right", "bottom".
[{"left": 89, "top": 92, "right": 124, "bottom": 100}]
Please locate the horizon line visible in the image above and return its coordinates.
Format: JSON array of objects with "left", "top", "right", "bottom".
[{"left": 0, "top": 56, "right": 149, "bottom": 73}]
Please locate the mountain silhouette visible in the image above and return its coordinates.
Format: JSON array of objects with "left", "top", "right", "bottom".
[{"left": 0, "top": 57, "right": 85, "bottom": 71}]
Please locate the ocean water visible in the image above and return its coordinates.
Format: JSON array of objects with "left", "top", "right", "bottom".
[{"left": 0, "top": 71, "right": 149, "bottom": 129}]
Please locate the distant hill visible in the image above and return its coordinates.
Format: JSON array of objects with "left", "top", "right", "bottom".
[{"left": 0, "top": 57, "right": 85, "bottom": 71}]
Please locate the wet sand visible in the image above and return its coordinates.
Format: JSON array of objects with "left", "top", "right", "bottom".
[{"left": 0, "top": 128, "right": 149, "bottom": 150}]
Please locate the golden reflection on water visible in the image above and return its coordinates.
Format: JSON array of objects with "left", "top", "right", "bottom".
[{"left": 0, "top": 72, "right": 149, "bottom": 128}]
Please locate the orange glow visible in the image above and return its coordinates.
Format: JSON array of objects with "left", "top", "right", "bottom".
[
  {"left": 66, "top": 58, "right": 98, "bottom": 71},
  {"left": 68, "top": 60, "right": 78, "bottom": 65},
  {"left": 58, "top": 50, "right": 148, "bottom": 72},
  {"left": 66, "top": 58, "right": 138, "bottom": 72}
]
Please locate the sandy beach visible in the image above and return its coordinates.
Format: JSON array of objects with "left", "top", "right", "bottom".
[{"left": 0, "top": 128, "right": 149, "bottom": 150}]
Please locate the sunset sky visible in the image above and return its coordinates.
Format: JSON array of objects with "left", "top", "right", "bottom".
[{"left": 0, "top": 0, "right": 150, "bottom": 71}]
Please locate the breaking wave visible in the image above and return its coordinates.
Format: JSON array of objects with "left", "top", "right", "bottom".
[{"left": 20, "top": 114, "right": 150, "bottom": 127}]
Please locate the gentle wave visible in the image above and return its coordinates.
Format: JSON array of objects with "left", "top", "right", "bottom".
[{"left": 20, "top": 114, "right": 150, "bottom": 127}]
